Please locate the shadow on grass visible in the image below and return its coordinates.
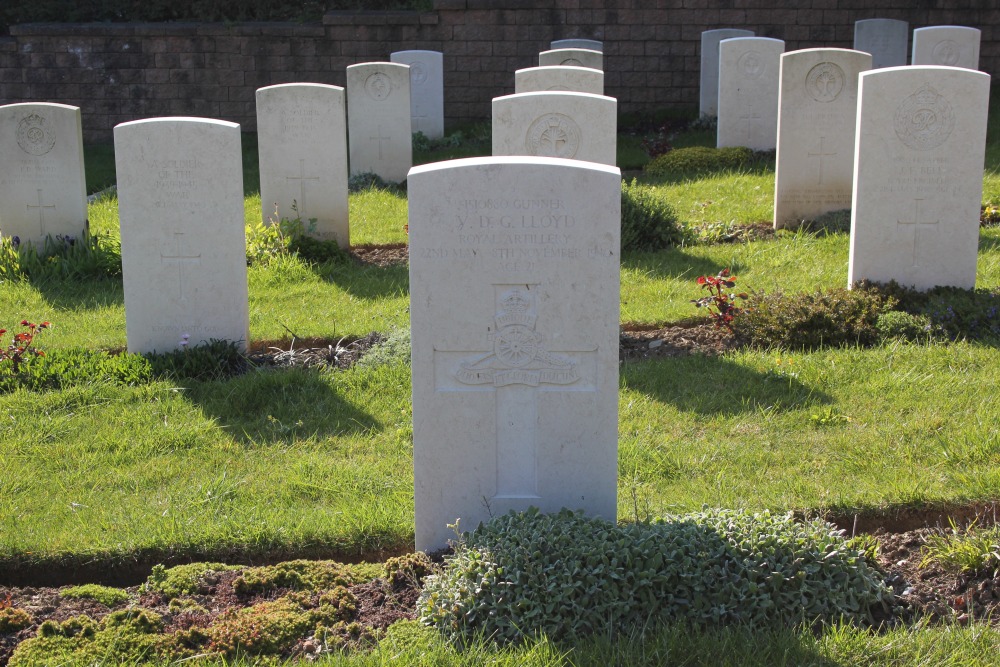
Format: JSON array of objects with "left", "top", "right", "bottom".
[
  {"left": 27, "top": 276, "right": 124, "bottom": 311},
  {"left": 622, "top": 249, "right": 744, "bottom": 282},
  {"left": 316, "top": 261, "right": 410, "bottom": 300},
  {"left": 185, "top": 366, "right": 381, "bottom": 445},
  {"left": 978, "top": 231, "right": 1000, "bottom": 252},
  {"left": 622, "top": 353, "right": 830, "bottom": 416}
]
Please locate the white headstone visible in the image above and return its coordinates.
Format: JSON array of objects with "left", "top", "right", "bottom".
[
  {"left": 849, "top": 66, "right": 990, "bottom": 291},
  {"left": 514, "top": 66, "right": 604, "bottom": 95},
  {"left": 717, "top": 37, "right": 785, "bottom": 151},
  {"left": 551, "top": 39, "right": 603, "bottom": 52},
  {"left": 114, "top": 117, "right": 249, "bottom": 353},
  {"left": 409, "top": 155, "right": 621, "bottom": 552},
  {"left": 854, "top": 19, "right": 909, "bottom": 69},
  {"left": 346, "top": 62, "right": 412, "bottom": 183},
  {"left": 700, "top": 29, "right": 755, "bottom": 117},
  {"left": 256, "top": 84, "right": 349, "bottom": 245},
  {"left": 539, "top": 48, "right": 603, "bottom": 70},
  {"left": 774, "top": 49, "right": 872, "bottom": 230},
  {"left": 912, "top": 26, "right": 981, "bottom": 71},
  {"left": 492, "top": 92, "right": 617, "bottom": 166},
  {"left": 0, "top": 103, "right": 87, "bottom": 248},
  {"left": 390, "top": 50, "right": 445, "bottom": 140}
]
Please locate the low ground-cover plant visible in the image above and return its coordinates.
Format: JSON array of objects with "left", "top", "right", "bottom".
[
  {"left": 419, "top": 507, "right": 893, "bottom": 644},
  {"left": 620, "top": 179, "right": 692, "bottom": 252},
  {"left": 732, "top": 287, "right": 890, "bottom": 350},
  {"left": 247, "top": 204, "right": 349, "bottom": 267},
  {"left": 59, "top": 584, "right": 130, "bottom": 607},
  {"left": 0, "top": 231, "right": 122, "bottom": 281},
  {"left": 920, "top": 521, "right": 1000, "bottom": 576},
  {"left": 644, "top": 146, "right": 757, "bottom": 178},
  {"left": 861, "top": 281, "right": 1000, "bottom": 343}
]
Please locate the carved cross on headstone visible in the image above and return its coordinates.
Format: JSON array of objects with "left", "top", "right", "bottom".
[
  {"left": 739, "top": 103, "right": 762, "bottom": 143},
  {"left": 160, "top": 232, "right": 202, "bottom": 300},
  {"left": 807, "top": 136, "right": 837, "bottom": 186},
  {"left": 369, "top": 125, "right": 391, "bottom": 160},
  {"left": 433, "top": 286, "right": 597, "bottom": 499},
  {"left": 896, "top": 198, "right": 940, "bottom": 267},
  {"left": 26, "top": 188, "right": 56, "bottom": 237},
  {"left": 285, "top": 158, "right": 320, "bottom": 219}
]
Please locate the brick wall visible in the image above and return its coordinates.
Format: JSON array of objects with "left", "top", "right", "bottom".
[{"left": 1, "top": 0, "right": 997, "bottom": 142}]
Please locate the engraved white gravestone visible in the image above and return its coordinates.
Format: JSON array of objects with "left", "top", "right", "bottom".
[
  {"left": 114, "top": 118, "right": 249, "bottom": 353},
  {"left": 409, "top": 156, "right": 621, "bottom": 551},
  {"left": 514, "top": 66, "right": 604, "bottom": 95},
  {"left": 256, "top": 84, "right": 349, "bottom": 246},
  {"left": 551, "top": 39, "right": 603, "bottom": 52},
  {"left": 849, "top": 66, "right": 990, "bottom": 291},
  {"left": 492, "top": 92, "right": 617, "bottom": 166},
  {"left": 700, "top": 29, "right": 754, "bottom": 117},
  {"left": 717, "top": 37, "right": 785, "bottom": 151},
  {"left": 346, "top": 62, "right": 412, "bottom": 183},
  {"left": 854, "top": 19, "right": 908, "bottom": 69},
  {"left": 912, "top": 26, "right": 981, "bottom": 71},
  {"left": 773, "top": 49, "right": 872, "bottom": 230},
  {"left": 0, "top": 103, "right": 87, "bottom": 247},
  {"left": 539, "top": 48, "right": 603, "bottom": 70},
  {"left": 390, "top": 50, "right": 444, "bottom": 140}
]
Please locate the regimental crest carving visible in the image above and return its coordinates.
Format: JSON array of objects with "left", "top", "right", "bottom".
[
  {"left": 894, "top": 84, "right": 955, "bottom": 151},
  {"left": 805, "top": 62, "right": 845, "bottom": 103},
  {"left": 456, "top": 288, "right": 580, "bottom": 388},
  {"left": 525, "top": 113, "right": 581, "bottom": 159},
  {"left": 365, "top": 72, "right": 393, "bottom": 101},
  {"left": 17, "top": 113, "right": 56, "bottom": 156},
  {"left": 932, "top": 40, "right": 962, "bottom": 66},
  {"left": 560, "top": 58, "right": 584, "bottom": 66},
  {"left": 408, "top": 62, "right": 428, "bottom": 85},
  {"left": 738, "top": 50, "right": 766, "bottom": 78}
]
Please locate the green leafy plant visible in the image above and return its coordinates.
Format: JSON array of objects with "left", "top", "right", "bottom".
[
  {"left": 0, "top": 231, "right": 122, "bottom": 282},
  {"left": 809, "top": 406, "right": 852, "bottom": 427},
  {"left": 733, "top": 287, "right": 890, "bottom": 350},
  {"left": 0, "top": 347, "right": 153, "bottom": 394},
  {"left": 875, "top": 310, "right": 935, "bottom": 342},
  {"left": 644, "top": 146, "right": 755, "bottom": 178},
  {"left": 620, "top": 178, "right": 692, "bottom": 252},
  {"left": 692, "top": 269, "right": 749, "bottom": 331},
  {"left": 141, "top": 562, "right": 238, "bottom": 599},
  {"left": 60, "top": 585, "right": 130, "bottom": 607},
  {"left": 859, "top": 281, "right": 1000, "bottom": 343},
  {"left": 920, "top": 521, "right": 1000, "bottom": 576},
  {"left": 0, "top": 319, "right": 49, "bottom": 374},
  {"left": 144, "top": 338, "right": 248, "bottom": 381},
  {"left": 419, "top": 507, "right": 893, "bottom": 644}
]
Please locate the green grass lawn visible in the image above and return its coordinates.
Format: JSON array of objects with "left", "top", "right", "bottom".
[{"left": 4, "top": 96, "right": 1000, "bottom": 665}]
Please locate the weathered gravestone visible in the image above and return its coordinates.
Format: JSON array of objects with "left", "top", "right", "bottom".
[
  {"left": 114, "top": 117, "right": 249, "bottom": 353},
  {"left": 390, "top": 50, "right": 445, "bottom": 140},
  {"left": 539, "top": 48, "right": 603, "bottom": 70},
  {"left": 346, "top": 62, "right": 412, "bottom": 183},
  {"left": 854, "top": 19, "right": 908, "bottom": 69},
  {"left": 514, "top": 65, "right": 604, "bottom": 95},
  {"left": 849, "top": 66, "right": 990, "bottom": 291},
  {"left": 912, "top": 26, "right": 981, "bottom": 71},
  {"left": 551, "top": 39, "right": 603, "bottom": 52},
  {"left": 492, "top": 92, "right": 617, "bottom": 166},
  {"left": 717, "top": 37, "right": 784, "bottom": 151},
  {"left": 774, "top": 48, "right": 872, "bottom": 230},
  {"left": 256, "top": 83, "right": 349, "bottom": 246},
  {"left": 0, "top": 103, "right": 87, "bottom": 247},
  {"left": 409, "top": 155, "right": 621, "bottom": 551},
  {"left": 700, "top": 29, "right": 754, "bottom": 117}
]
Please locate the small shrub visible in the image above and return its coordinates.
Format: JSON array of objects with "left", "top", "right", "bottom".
[
  {"left": 859, "top": 281, "right": 1000, "bottom": 342},
  {"left": 620, "top": 178, "right": 691, "bottom": 252},
  {"left": 876, "top": 310, "right": 934, "bottom": 342},
  {"left": 384, "top": 552, "right": 434, "bottom": 588},
  {"left": 733, "top": 287, "right": 890, "bottom": 350},
  {"left": 419, "top": 507, "right": 892, "bottom": 644},
  {"left": 142, "top": 562, "right": 237, "bottom": 599},
  {"left": 60, "top": 584, "right": 130, "bottom": 607},
  {"left": 0, "top": 606, "right": 32, "bottom": 633},
  {"left": 644, "top": 145, "right": 754, "bottom": 177},
  {"left": 0, "top": 319, "right": 49, "bottom": 374},
  {"left": 144, "top": 338, "right": 248, "bottom": 381},
  {"left": 691, "top": 268, "right": 749, "bottom": 331},
  {"left": 356, "top": 327, "right": 411, "bottom": 368}
]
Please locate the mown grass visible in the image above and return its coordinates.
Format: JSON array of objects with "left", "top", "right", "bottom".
[{"left": 4, "top": 91, "right": 1000, "bottom": 665}]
